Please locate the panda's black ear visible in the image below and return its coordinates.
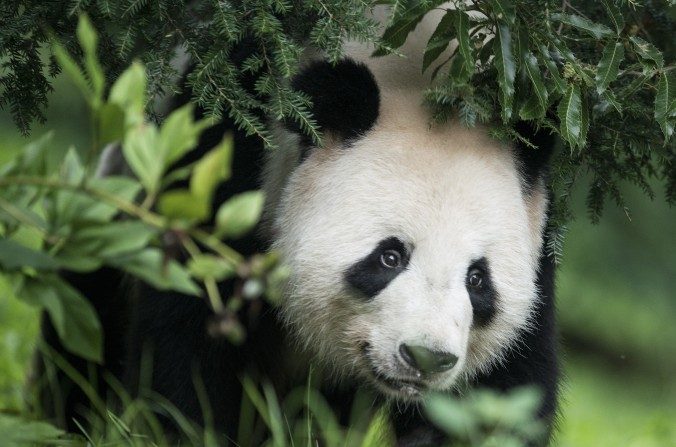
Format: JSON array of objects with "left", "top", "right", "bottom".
[
  {"left": 513, "top": 120, "right": 556, "bottom": 193},
  {"left": 287, "top": 58, "right": 380, "bottom": 148}
]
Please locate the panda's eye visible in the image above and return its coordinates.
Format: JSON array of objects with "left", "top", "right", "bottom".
[
  {"left": 467, "top": 269, "right": 484, "bottom": 290},
  {"left": 380, "top": 250, "right": 402, "bottom": 269}
]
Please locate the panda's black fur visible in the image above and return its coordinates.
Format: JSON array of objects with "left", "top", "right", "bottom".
[{"left": 39, "top": 49, "right": 559, "bottom": 446}]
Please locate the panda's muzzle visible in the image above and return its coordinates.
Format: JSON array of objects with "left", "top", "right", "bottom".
[{"left": 398, "top": 343, "right": 458, "bottom": 375}]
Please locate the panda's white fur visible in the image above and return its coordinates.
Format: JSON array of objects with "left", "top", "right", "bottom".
[{"left": 262, "top": 6, "right": 549, "bottom": 400}]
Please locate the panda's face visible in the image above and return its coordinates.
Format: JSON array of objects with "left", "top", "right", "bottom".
[{"left": 271, "top": 92, "right": 546, "bottom": 400}]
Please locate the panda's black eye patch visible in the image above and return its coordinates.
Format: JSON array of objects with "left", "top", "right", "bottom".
[
  {"left": 345, "top": 237, "right": 410, "bottom": 300},
  {"left": 465, "top": 258, "right": 497, "bottom": 327}
]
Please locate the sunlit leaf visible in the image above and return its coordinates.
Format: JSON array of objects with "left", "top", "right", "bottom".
[
  {"left": 215, "top": 191, "right": 265, "bottom": 239},
  {"left": 188, "top": 254, "right": 236, "bottom": 281},
  {"left": 190, "top": 134, "right": 233, "bottom": 202}
]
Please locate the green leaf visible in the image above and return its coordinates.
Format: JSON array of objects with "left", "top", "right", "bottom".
[
  {"left": 215, "top": 191, "right": 265, "bottom": 239},
  {"left": 157, "top": 189, "right": 210, "bottom": 221},
  {"left": 595, "top": 41, "right": 624, "bottom": 94},
  {"left": 422, "top": 9, "right": 455, "bottom": 73},
  {"left": 655, "top": 72, "right": 675, "bottom": 141},
  {"left": 538, "top": 45, "right": 566, "bottom": 95},
  {"left": 601, "top": 0, "right": 624, "bottom": 34},
  {"left": 0, "top": 239, "right": 59, "bottom": 271},
  {"left": 159, "top": 104, "right": 212, "bottom": 168},
  {"left": 109, "top": 248, "right": 201, "bottom": 296},
  {"left": 190, "top": 134, "right": 233, "bottom": 202},
  {"left": 425, "top": 394, "right": 475, "bottom": 436},
  {"left": 77, "top": 15, "right": 104, "bottom": 103},
  {"left": 51, "top": 42, "right": 92, "bottom": 104},
  {"left": 558, "top": 84, "right": 583, "bottom": 148},
  {"left": 519, "top": 94, "right": 544, "bottom": 120},
  {"left": 454, "top": 10, "right": 473, "bottom": 78},
  {"left": 98, "top": 103, "right": 126, "bottom": 145},
  {"left": 490, "top": 0, "right": 516, "bottom": 25},
  {"left": 373, "top": 6, "right": 427, "bottom": 55},
  {"left": 62, "top": 221, "right": 156, "bottom": 259},
  {"left": 188, "top": 254, "right": 236, "bottom": 281},
  {"left": 21, "top": 275, "right": 103, "bottom": 362},
  {"left": 523, "top": 52, "right": 548, "bottom": 115},
  {"left": 551, "top": 13, "right": 614, "bottom": 39},
  {"left": 494, "top": 24, "right": 516, "bottom": 122},
  {"left": 0, "top": 414, "right": 64, "bottom": 447},
  {"left": 629, "top": 36, "right": 664, "bottom": 70},
  {"left": 122, "top": 123, "right": 162, "bottom": 193},
  {"left": 109, "top": 62, "right": 146, "bottom": 126},
  {"left": 83, "top": 176, "right": 142, "bottom": 222}
]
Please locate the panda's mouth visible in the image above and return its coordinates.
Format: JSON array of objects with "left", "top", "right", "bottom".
[{"left": 359, "top": 342, "right": 427, "bottom": 397}]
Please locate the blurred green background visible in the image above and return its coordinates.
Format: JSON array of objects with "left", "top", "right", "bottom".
[{"left": 0, "top": 76, "right": 674, "bottom": 446}]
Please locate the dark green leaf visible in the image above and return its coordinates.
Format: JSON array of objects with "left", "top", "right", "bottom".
[
  {"left": 629, "top": 36, "right": 664, "bottom": 70},
  {"left": 373, "top": 5, "right": 427, "bottom": 55},
  {"left": 551, "top": 13, "right": 614, "bottom": 39},
  {"left": 454, "top": 11, "right": 473, "bottom": 78},
  {"left": 422, "top": 9, "right": 455, "bottom": 73},
  {"left": 595, "top": 41, "right": 624, "bottom": 94},
  {"left": 21, "top": 275, "right": 102, "bottom": 362},
  {"left": 494, "top": 24, "right": 516, "bottom": 122},
  {"left": 490, "top": 0, "right": 516, "bottom": 25},
  {"left": 0, "top": 239, "right": 58, "bottom": 271},
  {"left": 601, "top": 0, "right": 624, "bottom": 34},
  {"left": 655, "top": 72, "right": 675, "bottom": 141},
  {"left": 523, "top": 52, "right": 548, "bottom": 114},
  {"left": 558, "top": 84, "right": 583, "bottom": 148},
  {"left": 109, "top": 249, "right": 201, "bottom": 296}
]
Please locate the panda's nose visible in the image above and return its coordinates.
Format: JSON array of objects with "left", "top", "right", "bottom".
[{"left": 399, "top": 343, "right": 458, "bottom": 375}]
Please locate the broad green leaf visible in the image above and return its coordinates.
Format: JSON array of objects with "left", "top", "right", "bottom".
[
  {"left": 158, "top": 189, "right": 210, "bottom": 221},
  {"left": 629, "top": 36, "right": 664, "bottom": 70},
  {"left": 0, "top": 239, "right": 58, "bottom": 271},
  {"left": 655, "top": 72, "right": 675, "bottom": 141},
  {"left": 77, "top": 15, "right": 104, "bottom": 103},
  {"left": 21, "top": 275, "right": 102, "bottom": 362},
  {"left": 190, "top": 135, "right": 233, "bottom": 201},
  {"left": 159, "top": 104, "right": 212, "bottom": 167},
  {"left": 537, "top": 45, "right": 566, "bottom": 94},
  {"left": 0, "top": 414, "right": 64, "bottom": 447},
  {"left": 454, "top": 11, "right": 473, "bottom": 79},
  {"left": 109, "top": 248, "right": 201, "bottom": 296},
  {"left": 51, "top": 42, "right": 92, "bottom": 104},
  {"left": 494, "top": 24, "right": 516, "bottom": 122},
  {"left": 558, "top": 84, "right": 583, "bottom": 148},
  {"left": 579, "top": 89, "right": 590, "bottom": 148},
  {"left": 80, "top": 176, "right": 142, "bottom": 222},
  {"left": 98, "top": 102, "right": 126, "bottom": 145},
  {"left": 109, "top": 62, "right": 146, "bottom": 126},
  {"left": 425, "top": 394, "right": 476, "bottom": 435},
  {"left": 215, "top": 191, "right": 265, "bottom": 239},
  {"left": 601, "top": 0, "right": 624, "bottom": 34},
  {"left": 595, "top": 41, "right": 624, "bottom": 94},
  {"left": 523, "top": 52, "right": 548, "bottom": 115},
  {"left": 60, "top": 147, "right": 85, "bottom": 184},
  {"left": 490, "top": 0, "right": 516, "bottom": 25},
  {"left": 188, "top": 254, "right": 236, "bottom": 281},
  {"left": 60, "top": 221, "right": 156, "bottom": 261},
  {"left": 373, "top": 7, "right": 427, "bottom": 55},
  {"left": 122, "top": 123, "right": 162, "bottom": 192},
  {"left": 551, "top": 13, "right": 613, "bottom": 39},
  {"left": 422, "top": 9, "right": 455, "bottom": 73},
  {"left": 519, "top": 94, "right": 544, "bottom": 120}
]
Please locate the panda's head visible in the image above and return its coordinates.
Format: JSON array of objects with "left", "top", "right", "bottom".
[{"left": 265, "top": 59, "right": 551, "bottom": 400}]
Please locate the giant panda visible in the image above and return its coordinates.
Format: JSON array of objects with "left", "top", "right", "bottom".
[{"left": 40, "top": 5, "right": 559, "bottom": 446}]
